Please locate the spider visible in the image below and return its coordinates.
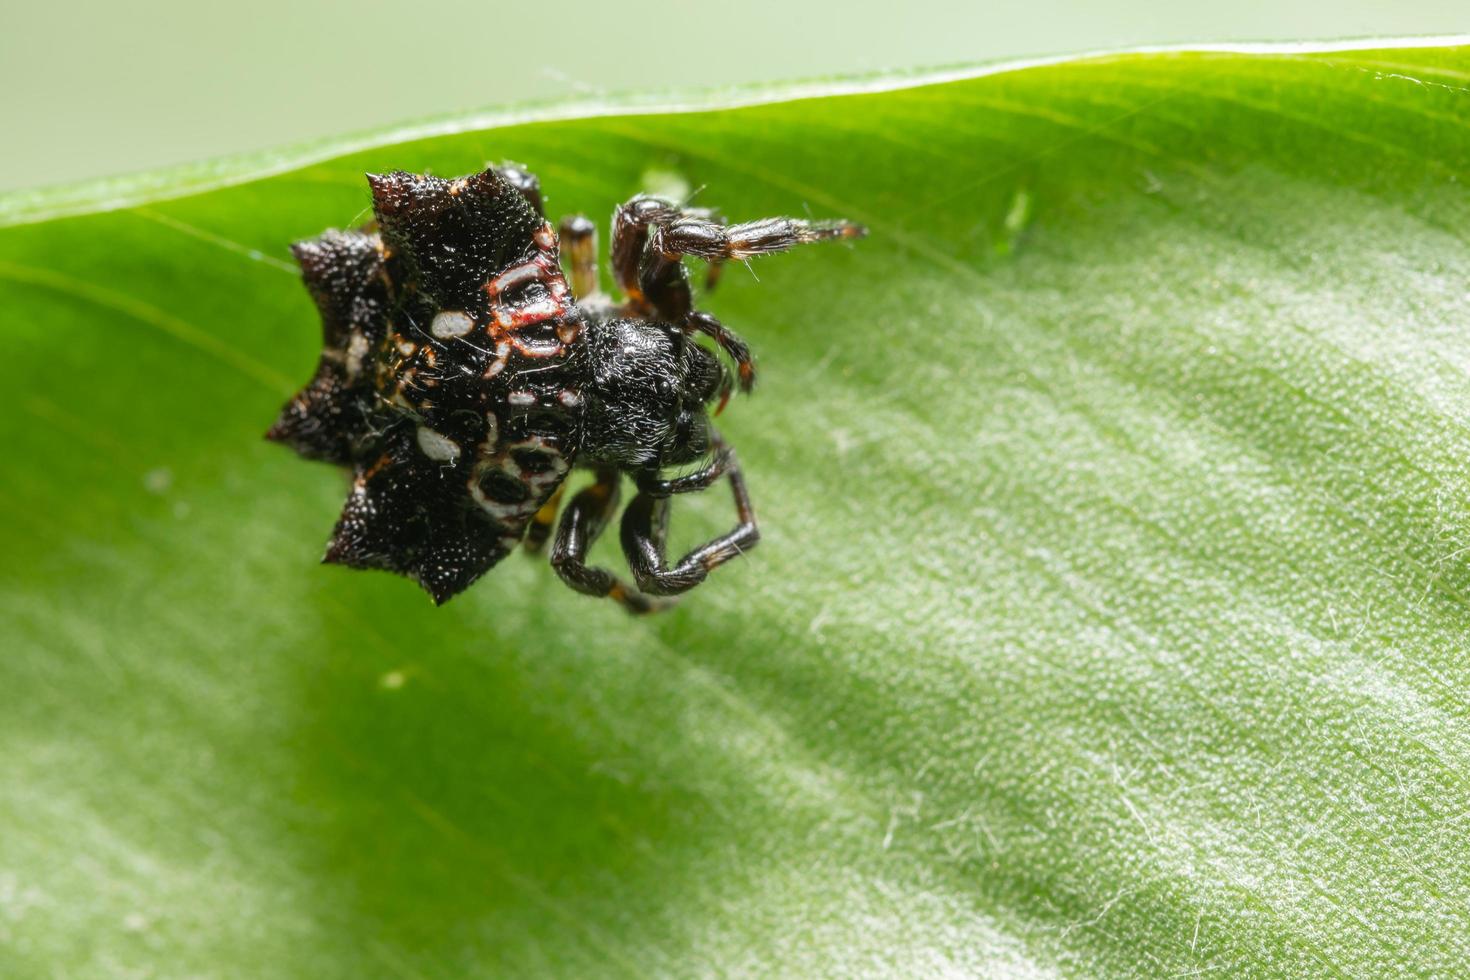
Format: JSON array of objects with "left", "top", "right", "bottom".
[{"left": 267, "top": 163, "right": 864, "bottom": 612}]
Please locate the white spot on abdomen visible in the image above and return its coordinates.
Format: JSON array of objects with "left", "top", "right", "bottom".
[
  {"left": 484, "top": 338, "right": 511, "bottom": 378},
  {"left": 345, "top": 331, "right": 371, "bottom": 379},
  {"left": 416, "top": 426, "right": 461, "bottom": 463},
  {"left": 431, "top": 310, "right": 475, "bottom": 339}
]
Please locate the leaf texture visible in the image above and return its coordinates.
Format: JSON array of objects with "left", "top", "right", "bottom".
[{"left": 3, "top": 41, "right": 1470, "bottom": 977}]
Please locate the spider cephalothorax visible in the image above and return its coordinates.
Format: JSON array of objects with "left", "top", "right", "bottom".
[{"left": 267, "top": 163, "right": 864, "bottom": 611}]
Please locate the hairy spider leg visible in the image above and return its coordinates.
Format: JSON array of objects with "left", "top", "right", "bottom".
[
  {"left": 620, "top": 447, "right": 759, "bottom": 597},
  {"left": 609, "top": 193, "right": 867, "bottom": 321},
  {"left": 634, "top": 428, "right": 733, "bottom": 498},
  {"left": 551, "top": 469, "right": 671, "bottom": 614},
  {"left": 684, "top": 310, "right": 755, "bottom": 404},
  {"left": 680, "top": 206, "right": 728, "bottom": 293}
]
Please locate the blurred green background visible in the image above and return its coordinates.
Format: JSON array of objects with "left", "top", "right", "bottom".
[{"left": 2, "top": 0, "right": 1463, "bottom": 193}]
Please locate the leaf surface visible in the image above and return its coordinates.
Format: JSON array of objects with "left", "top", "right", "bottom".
[{"left": 4, "top": 41, "right": 1470, "bottom": 977}]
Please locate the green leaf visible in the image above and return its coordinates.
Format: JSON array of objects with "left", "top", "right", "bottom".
[{"left": 4, "top": 39, "right": 1470, "bottom": 976}]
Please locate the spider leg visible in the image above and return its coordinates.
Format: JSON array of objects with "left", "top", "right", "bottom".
[
  {"left": 620, "top": 448, "right": 759, "bottom": 597},
  {"left": 684, "top": 311, "right": 756, "bottom": 396},
  {"left": 610, "top": 196, "right": 677, "bottom": 312},
  {"left": 609, "top": 194, "right": 866, "bottom": 319},
  {"left": 656, "top": 213, "right": 866, "bottom": 262},
  {"left": 675, "top": 205, "right": 728, "bottom": 294},
  {"left": 551, "top": 468, "right": 671, "bottom": 614},
  {"left": 558, "top": 214, "right": 600, "bottom": 300},
  {"left": 521, "top": 480, "right": 568, "bottom": 555},
  {"left": 635, "top": 437, "right": 733, "bottom": 497}
]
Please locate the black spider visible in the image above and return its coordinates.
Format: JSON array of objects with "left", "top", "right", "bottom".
[{"left": 267, "top": 163, "right": 864, "bottom": 612}]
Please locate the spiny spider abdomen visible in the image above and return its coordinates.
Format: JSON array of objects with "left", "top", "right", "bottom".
[{"left": 267, "top": 163, "right": 864, "bottom": 612}]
